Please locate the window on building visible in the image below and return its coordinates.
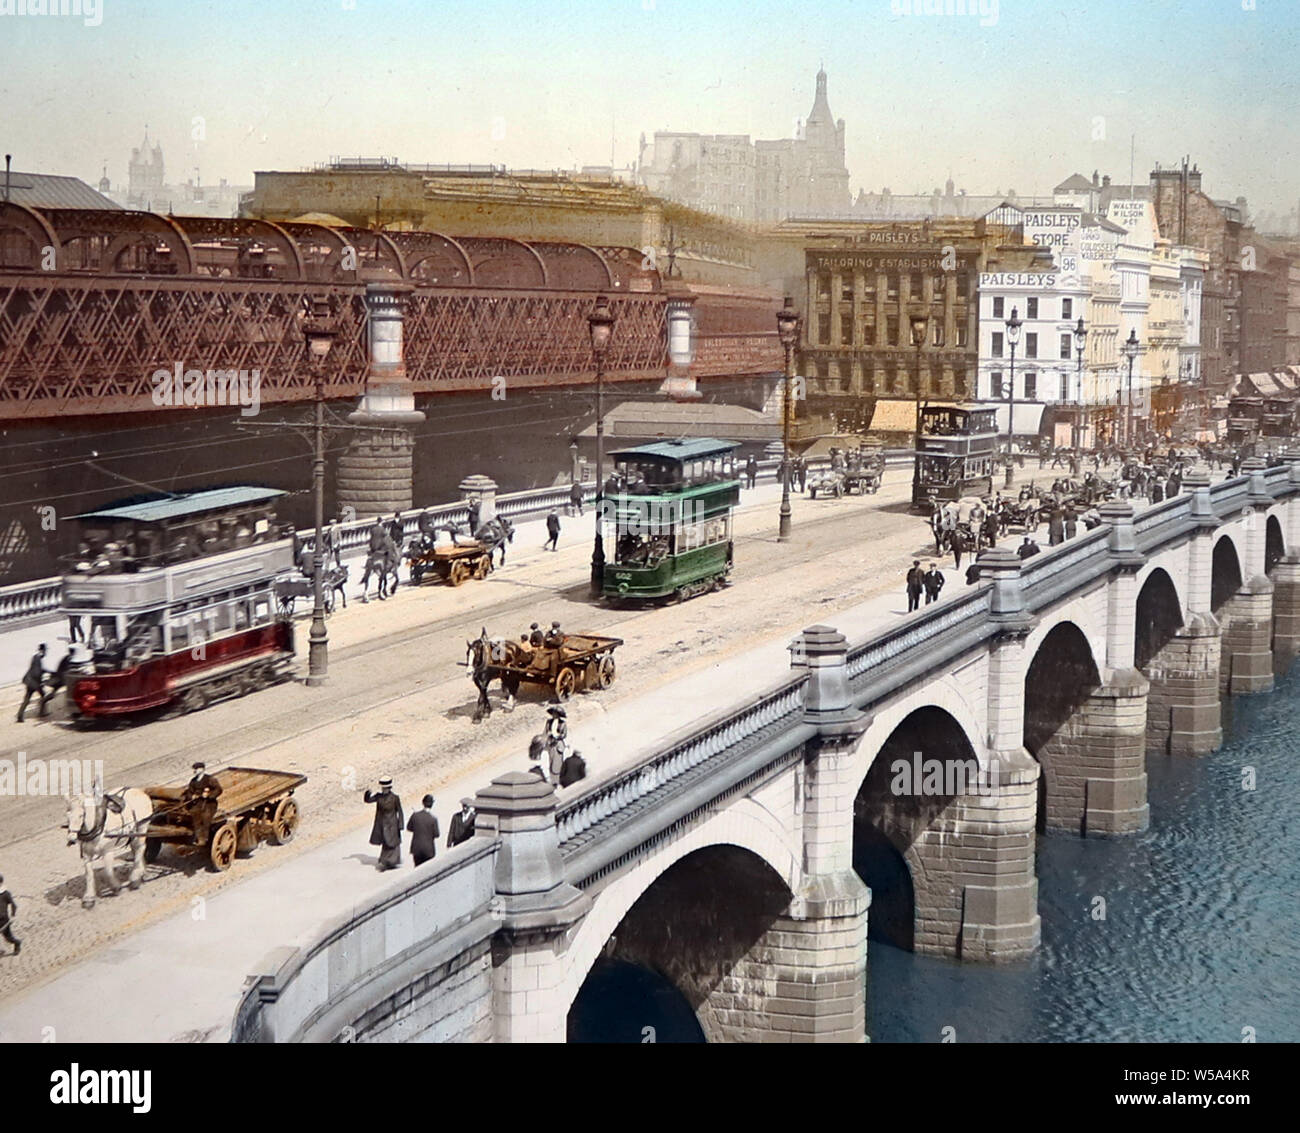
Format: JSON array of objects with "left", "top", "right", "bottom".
[
  {"left": 886, "top": 274, "right": 899, "bottom": 300},
  {"left": 886, "top": 368, "right": 898, "bottom": 394},
  {"left": 1062, "top": 298, "right": 1072, "bottom": 320},
  {"left": 818, "top": 314, "right": 831, "bottom": 343},
  {"left": 1027, "top": 297, "right": 1039, "bottom": 319},
  {"left": 1024, "top": 371, "right": 1037, "bottom": 399},
  {"left": 931, "top": 274, "right": 946, "bottom": 301},
  {"left": 956, "top": 273, "right": 969, "bottom": 300},
  {"left": 887, "top": 317, "right": 899, "bottom": 345},
  {"left": 956, "top": 324, "right": 968, "bottom": 348},
  {"left": 1060, "top": 373, "right": 1069, "bottom": 401},
  {"left": 954, "top": 369, "right": 968, "bottom": 396},
  {"left": 1060, "top": 334, "right": 1072, "bottom": 360},
  {"left": 842, "top": 279, "right": 854, "bottom": 302},
  {"left": 993, "top": 296, "right": 1004, "bottom": 319},
  {"left": 991, "top": 331, "right": 1004, "bottom": 358},
  {"left": 991, "top": 371, "right": 1004, "bottom": 399},
  {"left": 816, "top": 274, "right": 830, "bottom": 300},
  {"left": 910, "top": 271, "right": 923, "bottom": 298},
  {"left": 932, "top": 323, "right": 944, "bottom": 347},
  {"left": 1026, "top": 333, "right": 1038, "bottom": 359},
  {"left": 840, "top": 319, "right": 852, "bottom": 346}
]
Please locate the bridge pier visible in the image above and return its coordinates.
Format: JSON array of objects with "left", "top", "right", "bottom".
[
  {"left": 1143, "top": 616, "right": 1223, "bottom": 756},
  {"left": 1220, "top": 579, "right": 1275, "bottom": 694},
  {"left": 337, "top": 282, "right": 426, "bottom": 519},
  {"left": 1272, "top": 555, "right": 1300, "bottom": 663},
  {"left": 912, "top": 748, "right": 1042, "bottom": 961}
]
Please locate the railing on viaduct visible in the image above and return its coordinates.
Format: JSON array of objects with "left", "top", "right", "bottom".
[{"left": 230, "top": 462, "right": 1300, "bottom": 1042}]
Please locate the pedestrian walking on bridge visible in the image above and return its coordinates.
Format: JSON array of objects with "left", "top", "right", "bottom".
[
  {"left": 406, "top": 795, "right": 439, "bottom": 867},
  {"left": 364, "top": 776, "right": 404, "bottom": 872},
  {"left": 545, "top": 511, "right": 561, "bottom": 551},
  {"left": 905, "top": 561, "right": 924, "bottom": 613},
  {"left": 16, "top": 645, "right": 50, "bottom": 724}
]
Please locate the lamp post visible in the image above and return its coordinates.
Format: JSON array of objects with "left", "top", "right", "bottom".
[
  {"left": 303, "top": 299, "right": 337, "bottom": 687},
  {"left": 1004, "top": 306, "right": 1022, "bottom": 487},
  {"left": 907, "top": 302, "right": 930, "bottom": 504},
  {"left": 1122, "top": 327, "right": 1140, "bottom": 449},
  {"left": 588, "top": 295, "right": 615, "bottom": 597},
  {"left": 1072, "top": 316, "right": 1088, "bottom": 476},
  {"left": 776, "top": 296, "right": 800, "bottom": 542}
]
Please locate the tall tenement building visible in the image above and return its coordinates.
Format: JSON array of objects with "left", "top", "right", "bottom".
[{"left": 638, "top": 69, "right": 852, "bottom": 222}]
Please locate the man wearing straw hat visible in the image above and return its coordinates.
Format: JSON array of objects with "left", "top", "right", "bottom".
[
  {"left": 363, "top": 776, "right": 404, "bottom": 871},
  {"left": 447, "top": 797, "right": 477, "bottom": 849}
]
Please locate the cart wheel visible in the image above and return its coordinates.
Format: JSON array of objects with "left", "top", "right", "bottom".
[
  {"left": 598, "top": 654, "right": 616, "bottom": 689},
  {"left": 144, "top": 837, "right": 162, "bottom": 864},
  {"left": 270, "top": 797, "right": 300, "bottom": 846},
  {"left": 449, "top": 560, "right": 470, "bottom": 587},
  {"left": 474, "top": 555, "right": 492, "bottom": 580},
  {"left": 209, "top": 823, "right": 238, "bottom": 871},
  {"left": 554, "top": 667, "right": 576, "bottom": 701}
]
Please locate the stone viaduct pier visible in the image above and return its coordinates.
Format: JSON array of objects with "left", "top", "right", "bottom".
[{"left": 232, "top": 460, "right": 1300, "bottom": 1043}]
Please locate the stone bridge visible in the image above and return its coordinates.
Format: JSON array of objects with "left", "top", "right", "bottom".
[{"left": 232, "top": 460, "right": 1300, "bottom": 1043}]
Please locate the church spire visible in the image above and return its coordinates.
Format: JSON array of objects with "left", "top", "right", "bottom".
[{"left": 808, "top": 66, "right": 833, "bottom": 125}]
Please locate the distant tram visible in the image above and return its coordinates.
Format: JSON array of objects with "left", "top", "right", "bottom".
[
  {"left": 600, "top": 439, "right": 739, "bottom": 602},
  {"left": 1226, "top": 396, "right": 1265, "bottom": 448},
  {"left": 912, "top": 404, "right": 998, "bottom": 509},
  {"left": 60, "top": 487, "right": 296, "bottom": 721},
  {"left": 1261, "top": 397, "right": 1298, "bottom": 439}
]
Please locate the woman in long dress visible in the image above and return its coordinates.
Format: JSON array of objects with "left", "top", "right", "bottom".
[{"left": 364, "top": 776, "right": 404, "bottom": 871}]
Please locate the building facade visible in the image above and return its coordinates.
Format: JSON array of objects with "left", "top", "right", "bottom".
[{"left": 638, "top": 69, "right": 851, "bottom": 223}]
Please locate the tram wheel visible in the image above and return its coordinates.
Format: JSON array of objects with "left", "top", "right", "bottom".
[{"left": 178, "top": 687, "right": 208, "bottom": 715}]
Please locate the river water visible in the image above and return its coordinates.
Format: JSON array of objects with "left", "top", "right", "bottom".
[
  {"left": 571, "top": 667, "right": 1300, "bottom": 1043},
  {"left": 871, "top": 667, "right": 1300, "bottom": 1044}
]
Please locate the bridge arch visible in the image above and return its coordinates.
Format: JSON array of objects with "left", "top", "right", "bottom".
[
  {"left": 0, "top": 201, "right": 59, "bottom": 268},
  {"left": 1212, "top": 535, "right": 1243, "bottom": 612},
  {"left": 560, "top": 803, "right": 797, "bottom": 1041},
  {"left": 1022, "top": 621, "right": 1104, "bottom": 834},
  {"left": 1135, "top": 567, "right": 1185, "bottom": 671},
  {"left": 853, "top": 704, "right": 981, "bottom": 951},
  {"left": 1266, "top": 514, "right": 1285, "bottom": 575}
]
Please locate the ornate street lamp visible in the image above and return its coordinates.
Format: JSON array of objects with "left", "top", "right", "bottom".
[
  {"left": 908, "top": 302, "right": 930, "bottom": 504},
  {"left": 1122, "top": 327, "right": 1140, "bottom": 449},
  {"left": 1004, "top": 306, "right": 1022, "bottom": 487},
  {"left": 303, "top": 298, "right": 336, "bottom": 687},
  {"left": 776, "top": 296, "right": 800, "bottom": 542},
  {"left": 588, "top": 295, "right": 615, "bottom": 596},
  {"left": 1072, "top": 315, "right": 1088, "bottom": 476}
]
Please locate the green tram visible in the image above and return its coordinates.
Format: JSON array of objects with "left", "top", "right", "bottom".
[{"left": 600, "top": 439, "right": 740, "bottom": 602}]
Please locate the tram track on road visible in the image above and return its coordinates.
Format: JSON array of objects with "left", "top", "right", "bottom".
[{"left": 0, "top": 479, "right": 934, "bottom": 848}]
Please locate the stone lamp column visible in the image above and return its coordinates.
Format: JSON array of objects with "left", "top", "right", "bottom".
[{"left": 336, "top": 281, "right": 426, "bottom": 518}]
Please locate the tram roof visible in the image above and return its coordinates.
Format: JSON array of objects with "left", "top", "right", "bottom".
[
  {"left": 609, "top": 438, "right": 740, "bottom": 462},
  {"left": 71, "top": 486, "right": 287, "bottom": 523}
]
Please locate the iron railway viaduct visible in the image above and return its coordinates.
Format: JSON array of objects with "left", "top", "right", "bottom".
[{"left": 230, "top": 460, "right": 1300, "bottom": 1043}]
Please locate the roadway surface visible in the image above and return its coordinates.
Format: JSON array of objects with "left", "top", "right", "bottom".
[{"left": 0, "top": 464, "right": 1061, "bottom": 1034}]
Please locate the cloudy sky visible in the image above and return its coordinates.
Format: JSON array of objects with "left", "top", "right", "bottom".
[{"left": 2, "top": 0, "right": 1297, "bottom": 220}]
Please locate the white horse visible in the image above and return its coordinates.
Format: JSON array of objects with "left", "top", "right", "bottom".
[{"left": 65, "top": 786, "right": 153, "bottom": 909}]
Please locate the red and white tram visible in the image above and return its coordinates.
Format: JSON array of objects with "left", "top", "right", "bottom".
[{"left": 61, "top": 487, "right": 297, "bottom": 720}]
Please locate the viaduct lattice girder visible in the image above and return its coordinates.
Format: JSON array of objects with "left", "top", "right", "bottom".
[{"left": 0, "top": 204, "right": 782, "bottom": 419}]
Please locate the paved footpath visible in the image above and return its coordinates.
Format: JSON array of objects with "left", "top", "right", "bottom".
[{"left": 0, "top": 557, "right": 934, "bottom": 1043}]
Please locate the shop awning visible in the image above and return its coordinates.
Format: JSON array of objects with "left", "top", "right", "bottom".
[
  {"left": 866, "top": 399, "right": 919, "bottom": 434},
  {"left": 577, "top": 399, "right": 780, "bottom": 443},
  {"left": 1247, "top": 371, "right": 1281, "bottom": 397},
  {"left": 989, "top": 402, "right": 1047, "bottom": 438}
]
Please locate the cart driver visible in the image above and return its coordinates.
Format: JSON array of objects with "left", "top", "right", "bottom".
[
  {"left": 543, "top": 621, "right": 564, "bottom": 649},
  {"left": 183, "top": 761, "right": 223, "bottom": 848}
]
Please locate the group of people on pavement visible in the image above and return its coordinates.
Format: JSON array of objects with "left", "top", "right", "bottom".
[
  {"left": 362, "top": 776, "right": 478, "bottom": 871},
  {"left": 904, "top": 562, "right": 946, "bottom": 612}
]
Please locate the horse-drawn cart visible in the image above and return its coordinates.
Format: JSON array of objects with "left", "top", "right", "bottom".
[
  {"left": 470, "top": 630, "right": 623, "bottom": 708},
  {"left": 141, "top": 766, "right": 307, "bottom": 871},
  {"left": 407, "top": 539, "right": 494, "bottom": 587}
]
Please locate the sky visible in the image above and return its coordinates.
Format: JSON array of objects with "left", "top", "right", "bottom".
[{"left": 1, "top": 0, "right": 1297, "bottom": 221}]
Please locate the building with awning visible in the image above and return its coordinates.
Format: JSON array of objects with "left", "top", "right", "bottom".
[{"left": 1242, "top": 371, "right": 1283, "bottom": 397}]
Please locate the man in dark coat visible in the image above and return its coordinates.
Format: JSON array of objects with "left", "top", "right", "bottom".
[
  {"left": 950, "top": 526, "right": 969, "bottom": 571},
  {"left": 16, "top": 644, "right": 49, "bottom": 723},
  {"left": 183, "top": 761, "right": 223, "bottom": 849},
  {"left": 447, "top": 798, "right": 477, "bottom": 849},
  {"left": 923, "top": 562, "right": 945, "bottom": 605},
  {"left": 965, "top": 561, "right": 982, "bottom": 585},
  {"left": 559, "top": 750, "right": 587, "bottom": 787},
  {"left": 1017, "top": 536, "right": 1041, "bottom": 559},
  {"left": 1064, "top": 506, "right": 1078, "bottom": 540},
  {"left": 545, "top": 511, "right": 561, "bottom": 552},
  {"left": 745, "top": 455, "right": 758, "bottom": 489},
  {"left": 387, "top": 512, "right": 404, "bottom": 548},
  {"left": 364, "top": 776, "right": 404, "bottom": 871},
  {"left": 467, "top": 499, "right": 482, "bottom": 534},
  {"left": 1048, "top": 508, "right": 1065, "bottom": 546},
  {"left": 1150, "top": 478, "right": 1164, "bottom": 504},
  {"left": 367, "top": 519, "right": 388, "bottom": 555},
  {"left": 406, "top": 795, "right": 440, "bottom": 867},
  {"left": 796, "top": 457, "right": 808, "bottom": 493},
  {"left": 0, "top": 875, "right": 18, "bottom": 955},
  {"left": 905, "top": 561, "right": 924, "bottom": 613},
  {"left": 569, "top": 479, "right": 584, "bottom": 516}
]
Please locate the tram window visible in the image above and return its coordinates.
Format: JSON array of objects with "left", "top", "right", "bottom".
[
  {"left": 233, "top": 601, "right": 251, "bottom": 631},
  {"left": 252, "top": 598, "right": 271, "bottom": 625}
]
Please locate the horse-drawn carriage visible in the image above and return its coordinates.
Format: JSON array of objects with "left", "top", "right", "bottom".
[
  {"left": 65, "top": 765, "right": 306, "bottom": 908},
  {"left": 466, "top": 628, "right": 623, "bottom": 720},
  {"left": 407, "top": 539, "right": 495, "bottom": 586},
  {"left": 140, "top": 766, "right": 306, "bottom": 871},
  {"left": 807, "top": 469, "right": 847, "bottom": 499},
  {"left": 843, "top": 445, "right": 883, "bottom": 494},
  {"left": 275, "top": 561, "right": 347, "bottom": 616}
]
